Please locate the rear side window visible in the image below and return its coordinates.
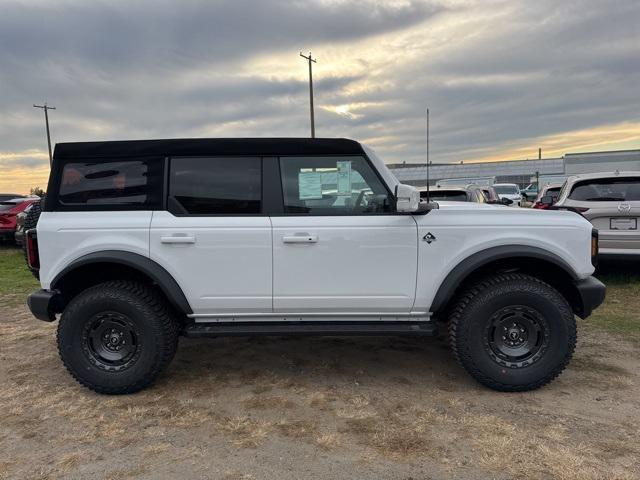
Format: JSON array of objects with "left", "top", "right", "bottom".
[
  {"left": 169, "top": 157, "right": 261, "bottom": 215},
  {"left": 569, "top": 178, "right": 640, "bottom": 202},
  {"left": 58, "top": 159, "right": 162, "bottom": 208}
]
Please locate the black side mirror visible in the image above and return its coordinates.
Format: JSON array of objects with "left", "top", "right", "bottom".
[
  {"left": 540, "top": 195, "right": 553, "bottom": 205},
  {"left": 501, "top": 197, "right": 513, "bottom": 205}
]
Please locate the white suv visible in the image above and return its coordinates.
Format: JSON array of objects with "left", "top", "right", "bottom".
[
  {"left": 492, "top": 183, "right": 523, "bottom": 207},
  {"left": 26, "top": 138, "right": 605, "bottom": 394}
]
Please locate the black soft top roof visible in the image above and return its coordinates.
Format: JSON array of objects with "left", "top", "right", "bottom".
[{"left": 53, "top": 137, "right": 365, "bottom": 159}]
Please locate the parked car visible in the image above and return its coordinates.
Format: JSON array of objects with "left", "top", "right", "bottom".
[
  {"left": 532, "top": 183, "right": 564, "bottom": 209},
  {"left": 553, "top": 171, "right": 640, "bottom": 256},
  {"left": 521, "top": 183, "right": 538, "bottom": 201},
  {"left": 14, "top": 202, "right": 35, "bottom": 246},
  {"left": 0, "top": 197, "right": 38, "bottom": 243},
  {"left": 26, "top": 137, "right": 604, "bottom": 394},
  {"left": 417, "top": 184, "right": 487, "bottom": 203},
  {"left": 493, "top": 183, "right": 523, "bottom": 207}
]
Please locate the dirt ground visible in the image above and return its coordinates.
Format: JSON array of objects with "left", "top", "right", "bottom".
[{"left": 1, "top": 295, "right": 639, "bottom": 480}]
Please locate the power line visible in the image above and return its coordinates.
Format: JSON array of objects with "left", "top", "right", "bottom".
[
  {"left": 299, "top": 51, "right": 317, "bottom": 138},
  {"left": 33, "top": 102, "right": 56, "bottom": 165}
]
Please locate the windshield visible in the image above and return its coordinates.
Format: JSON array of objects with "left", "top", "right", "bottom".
[
  {"left": 0, "top": 201, "right": 20, "bottom": 212},
  {"left": 423, "top": 190, "right": 468, "bottom": 201},
  {"left": 569, "top": 177, "right": 640, "bottom": 202},
  {"left": 494, "top": 185, "right": 519, "bottom": 195}
]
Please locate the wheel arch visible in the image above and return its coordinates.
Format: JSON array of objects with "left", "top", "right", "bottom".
[
  {"left": 430, "top": 245, "right": 584, "bottom": 318},
  {"left": 51, "top": 250, "right": 192, "bottom": 315}
]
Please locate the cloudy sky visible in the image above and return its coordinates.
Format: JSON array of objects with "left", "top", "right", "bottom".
[{"left": 1, "top": 0, "right": 639, "bottom": 193}]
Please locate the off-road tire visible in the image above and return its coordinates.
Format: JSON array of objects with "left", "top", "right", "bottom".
[
  {"left": 57, "top": 281, "right": 179, "bottom": 394},
  {"left": 22, "top": 198, "right": 42, "bottom": 279},
  {"left": 448, "top": 273, "right": 576, "bottom": 392}
]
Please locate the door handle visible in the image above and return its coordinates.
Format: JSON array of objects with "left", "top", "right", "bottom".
[
  {"left": 282, "top": 234, "right": 318, "bottom": 244},
  {"left": 161, "top": 235, "right": 196, "bottom": 244}
]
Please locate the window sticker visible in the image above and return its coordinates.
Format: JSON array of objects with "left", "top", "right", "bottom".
[
  {"left": 298, "top": 171, "right": 323, "bottom": 200},
  {"left": 336, "top": 161, "right": 352, "bottom": 195}
]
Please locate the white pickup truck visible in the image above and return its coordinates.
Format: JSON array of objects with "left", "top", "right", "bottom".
[{"left": 26, "top": 138, "right": 605, "bottom": 394}]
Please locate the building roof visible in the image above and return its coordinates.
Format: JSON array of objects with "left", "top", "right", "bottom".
[
  {"left": 53, "top": 138, "right": 364, "bottom": 159},
  {"left": 390, "top": 157, "right": 565, "bottom": 183}
]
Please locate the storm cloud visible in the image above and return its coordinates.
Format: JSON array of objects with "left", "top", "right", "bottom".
[{"left": 1, "top": 0, "right": 639, "bottom": 191}]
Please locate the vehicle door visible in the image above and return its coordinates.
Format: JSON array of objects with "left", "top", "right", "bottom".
[
  {"left": 150, "top": 156, "right": 272, "bottom": 316},
  {"left": 271, "top": 155, "right": 418, "bottom": 314}
]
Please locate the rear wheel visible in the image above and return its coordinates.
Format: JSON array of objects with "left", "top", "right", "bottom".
[
  {"left": 448, "top": 273, "right": 576, "bottom": 391},
  {"left": 57, "top": 281, "right": 179, "bottom": 394}
]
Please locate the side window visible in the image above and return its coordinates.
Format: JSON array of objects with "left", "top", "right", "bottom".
[
  {"left": 58, "top": 159, "right": 162, "bottom": 208},
  {"left": 279, "top": 156, "right": 394, "bottom": 215},
  {"left": 169, "top": 157, "right": 261, "bottom": 215}
]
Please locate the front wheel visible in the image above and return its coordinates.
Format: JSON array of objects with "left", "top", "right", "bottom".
[
  {"left": 448, "top": 273, "right": 576, "bottom": 391},
  {"left": 57, "top": 281, "right": 179, "bottom": 394}
]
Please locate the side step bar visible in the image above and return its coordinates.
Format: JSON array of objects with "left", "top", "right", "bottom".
[{"left": 182, "top": 321, "right": 438, "bottom": 338}]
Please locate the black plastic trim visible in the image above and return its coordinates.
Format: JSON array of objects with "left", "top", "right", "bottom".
[
  {"left": 51, "top": 251, "right": 192, "bottom": 314},
  {"left": 54, "top": 138, "right": 365, "bottom": 159},
  {"left": 430, "top": 245, "right": 580, "bottom": 314},
  {"left": 183, "top": 321, "right": 437, "bottom": 337},
  {"left": 27, "top": 289, "right": 60, "bottom": 322},
  {"left": 573, "top": 276, "right": 606, "bottom": 319}
]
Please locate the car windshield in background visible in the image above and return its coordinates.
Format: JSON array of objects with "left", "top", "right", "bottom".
[
  {"left": 423, "top": 190, "right": 468, "bottom": 201},
  {"left": 569, "top": 177, "right": 640, "bottom": 202},
  {"left": 0, "top": 201, "right": 20, "bottom": 211},
  {"left": 494, "top": 185, "right": 519, "bottom": 195}
]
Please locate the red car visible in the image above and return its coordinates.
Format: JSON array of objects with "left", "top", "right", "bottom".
[{"left": 0, "top": 197, "right": 39, "bottom": 242}]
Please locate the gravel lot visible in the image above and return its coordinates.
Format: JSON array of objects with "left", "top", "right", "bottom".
[{"left": 1, "top": 247, "right": 639, "bottom": 480}]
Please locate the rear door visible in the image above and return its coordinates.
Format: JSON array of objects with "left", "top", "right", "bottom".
[
  {"left": 271, "top": 155, "right": 418, "bottom": 314},
  {"left": 150, "top": 156, "right": 272, "bottom": 316}
]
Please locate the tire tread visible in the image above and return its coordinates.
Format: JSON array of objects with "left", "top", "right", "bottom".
[
  {"left": 57, "top": 280, "right": 178, "bottom": 394},
  {"left": 448, "top": 272, "right": 576, "bottom": 392}
]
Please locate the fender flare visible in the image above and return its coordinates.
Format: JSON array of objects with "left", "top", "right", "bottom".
[
  {"left": 430, "top": 245, "right": 579, "bottom": 314},
  {"left": 51, "top": 250, "right": 192, "bottom": 314}
]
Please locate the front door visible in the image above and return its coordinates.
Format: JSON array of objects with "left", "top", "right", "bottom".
[{"left": 272, "top": 155, "right": 418, "bottom": 314}]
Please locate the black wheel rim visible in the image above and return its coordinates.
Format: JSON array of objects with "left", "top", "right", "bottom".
[
  {"left": 484, "top": 305, "right": 549, "bottom": 368},
  {"left": 82, "top": 312, "right": 141, "bottom": 372}
]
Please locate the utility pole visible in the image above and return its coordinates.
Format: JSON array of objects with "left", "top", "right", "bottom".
[
  {"left": 34, "top": 103, "right": 56, "bottom": 165},
  {"left": 426, "top": 108, "right": 430, "bottom": 201},
  {"left": 299, "top": 52, "right": 317, "bottom": 138}
]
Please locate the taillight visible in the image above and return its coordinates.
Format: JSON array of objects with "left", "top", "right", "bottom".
[
  {"left": 26, "top": 230, "right": 40, "bottom": 270},
  {"left": 591, "top": 229, "right": 599, "bottom": 266},
  {"left": 576, "top": 207, "right": 590, "bottom": 213}
]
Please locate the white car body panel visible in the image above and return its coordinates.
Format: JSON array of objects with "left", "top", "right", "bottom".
[
  {"left": 37, "top": 211, "right": 152, "bottom": 289},
  {"left": 412, "top": 203, "right": 595, "bottom": 311},
  {"left": 149, "top": 211, "right": 272, "bottom": 314},
  {"left": 271, "top": 215, "right": 418, "bottom": 313}
]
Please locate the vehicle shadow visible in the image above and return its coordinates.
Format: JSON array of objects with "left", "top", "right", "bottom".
[
  {"left": 167, "top": 333, "right": 473, "bottom": 394},
  {"left": 596, "top": 256, "right": 640, "bottom": 282}
]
